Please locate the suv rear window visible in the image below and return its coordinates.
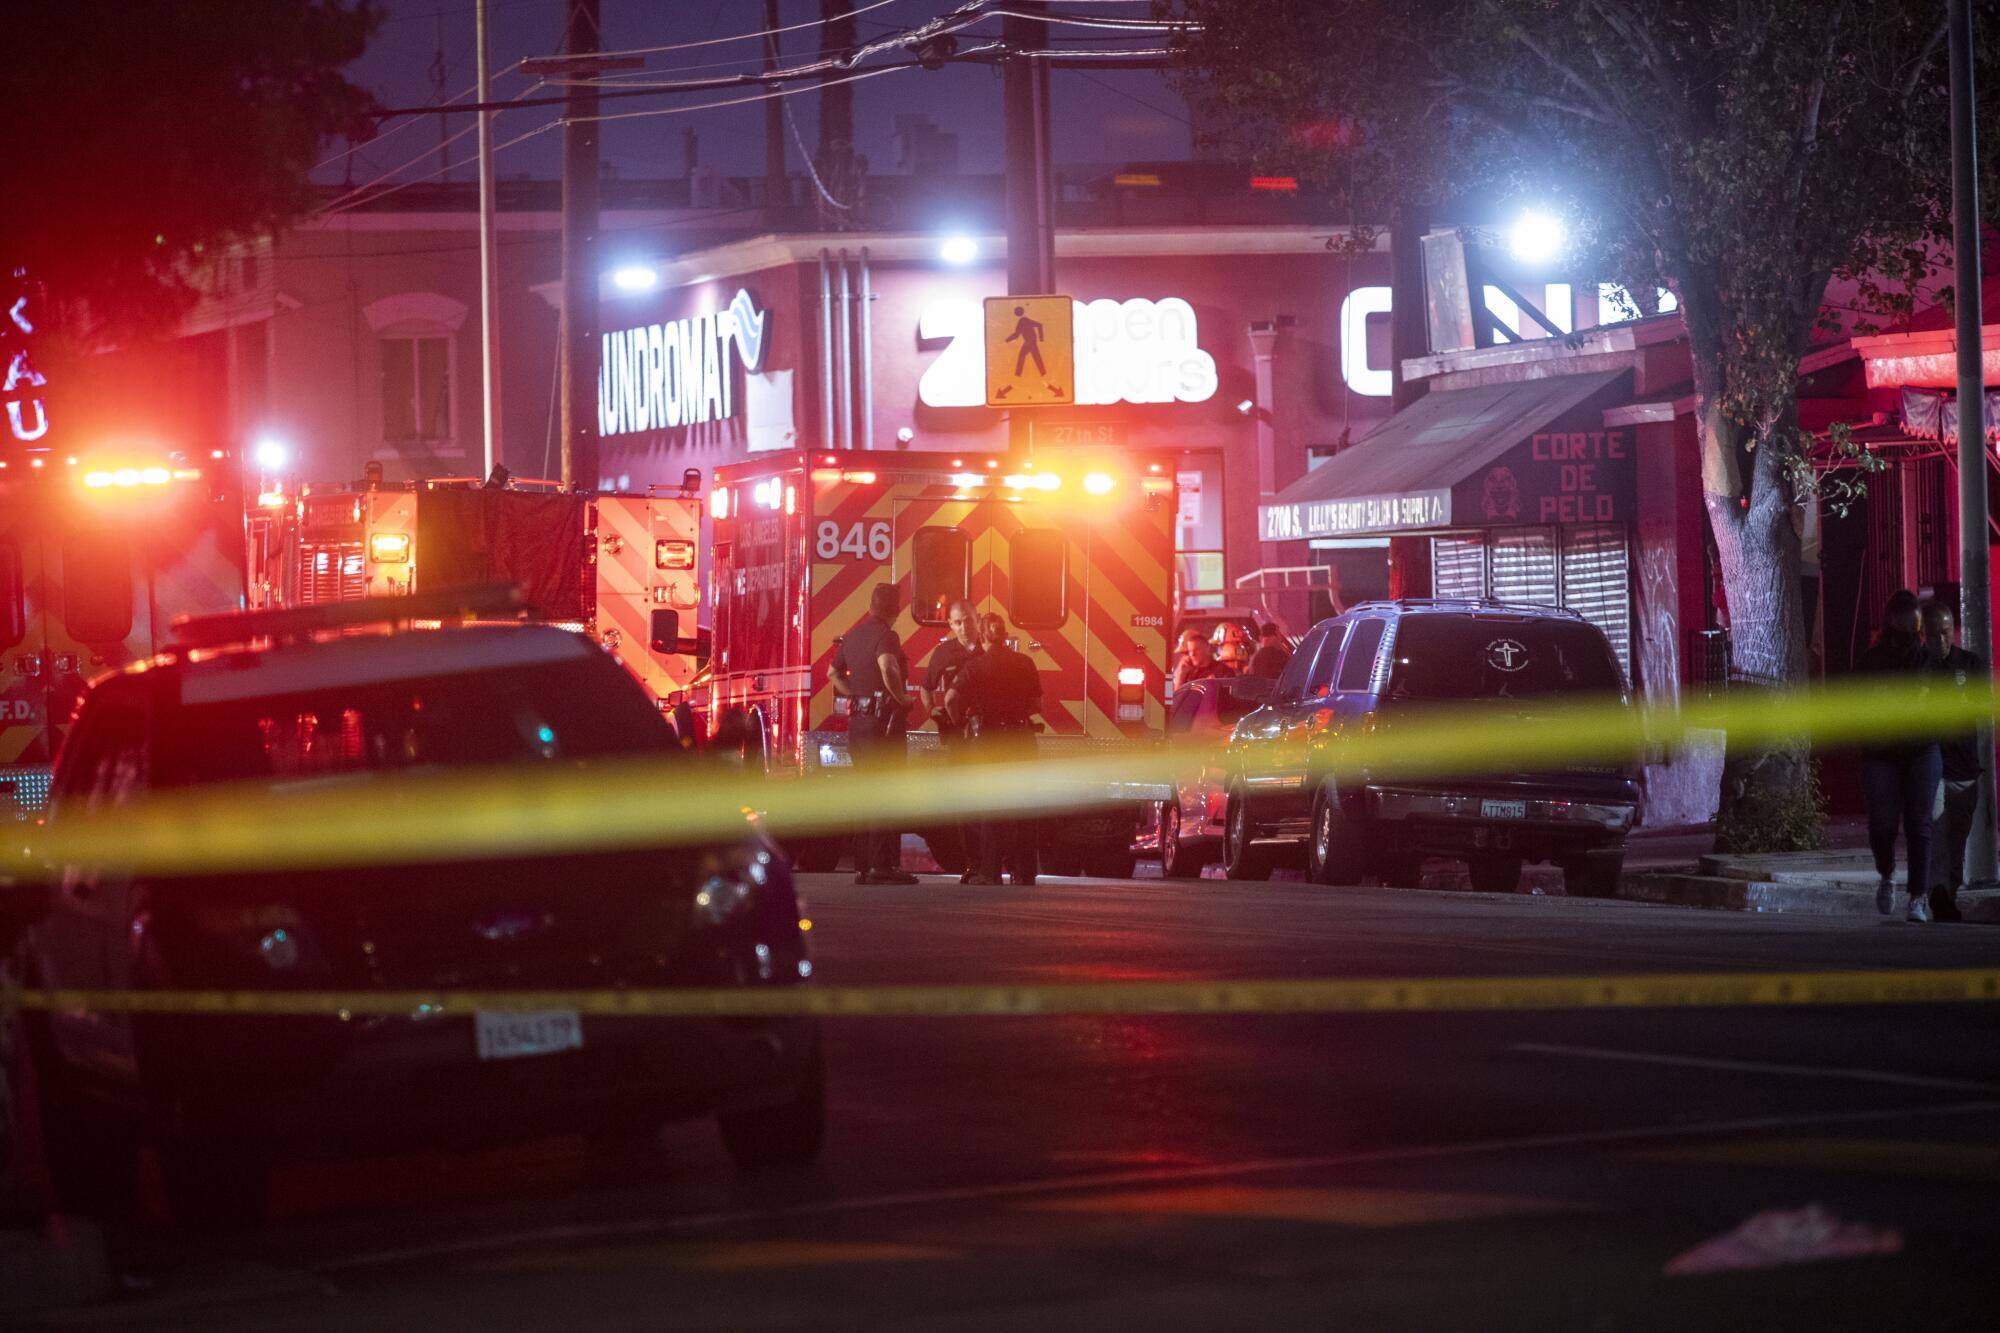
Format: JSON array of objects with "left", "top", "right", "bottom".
[
  {"left": 154, "top": 655, "right": 674, "bottom": 788},
  {"left": 1387, "top": 616, "right": 1623, "bottom": 700}
]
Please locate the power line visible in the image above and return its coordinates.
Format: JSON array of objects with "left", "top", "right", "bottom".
[
  {"left": 314, "top": 59, "right": 530, "bottom": 175},
  {"left": 318, "top": 67, "right": 918, "bottom": 220},
  {"left": 1076, "top": 68, "right": 1193, "bottom": 127},
  {"left": 577, "top": 62, "right": 914, "bottom": 128},
  {"left": 587, "top": 0, "right": 910, "bottom": 61},
  {"left": 319, "top": 114, "right": 563, "bottom": 220}
]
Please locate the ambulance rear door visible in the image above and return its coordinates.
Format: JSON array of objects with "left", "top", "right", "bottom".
[
  {"left": 892, "top": 487, "right": 991, "bottom": 704},
  {"left": 593, "top": 492, "right": 704, "bottom": 705}
]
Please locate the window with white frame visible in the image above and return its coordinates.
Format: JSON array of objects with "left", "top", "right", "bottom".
[
  {"left": 380, "top": 335, "right": 452, "bottom": 445},
  {"left": 363, "top": 292, "right": 467, "bottom": 457}
]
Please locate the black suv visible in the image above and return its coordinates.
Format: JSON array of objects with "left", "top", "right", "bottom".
[
  {"left": 1221, "top": 600, "right": 1641, "bottom": 894},
  {"left": 2, "top": 595, "right": 821, "bottom": 1225}
]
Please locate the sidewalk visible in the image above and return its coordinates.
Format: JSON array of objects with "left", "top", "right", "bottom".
[{"left": 1616, "top": 819, "right": 2000, "bottom": 922}]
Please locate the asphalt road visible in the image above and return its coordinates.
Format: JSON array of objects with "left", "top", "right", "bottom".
[{"left": 25, "top": 875, "right": 2000, "bottom": 1331}]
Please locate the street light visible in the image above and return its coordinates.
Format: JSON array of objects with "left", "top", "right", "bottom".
[
  {"left": 611, "top": 264, "right": 659, "bottom": 293},
  {"left": 939, "top": 236, "right": 979, "bottom": 266},
  {"left": 253, "top": 438, "right": 288, "bottom": 472},
  {"left": 1508, "top": 210, "right": 1565, "bottom": 263}
]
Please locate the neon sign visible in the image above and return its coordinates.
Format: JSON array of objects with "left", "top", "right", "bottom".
[
  {"left": 3, "top": 273, "right": 49, "bottom": 443},
  {"left": 918, "top": 296, "right": 1218, "bottom": 409},
  {"left": 597, "top": 288, "right": 767, "bottom": 437}
]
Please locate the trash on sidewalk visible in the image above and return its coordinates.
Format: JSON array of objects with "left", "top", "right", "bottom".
[{"left": 1664, "top": 1203, "right": 1902, "bottom": 1275}]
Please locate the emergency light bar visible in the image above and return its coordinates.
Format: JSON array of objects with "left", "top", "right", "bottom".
[
  {"left": 655, "top": 539, "right": 696, "bottom": 570},
  {"left": 82, "top": 466, "right": 197, "bottom": 488}
]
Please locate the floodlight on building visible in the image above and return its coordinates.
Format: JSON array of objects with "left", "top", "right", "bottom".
[
  {"left": 939, "top": 236, "right": 979, "bottom": 266},
  {"left": 611, "top": 264, "right": 659, "bottom": 293},
  {"left": 1508, "top": 210, "right": 1565, "bottom": 263},
  {"left": 253, "top": 438, "right": 289, "bottom": 472}
]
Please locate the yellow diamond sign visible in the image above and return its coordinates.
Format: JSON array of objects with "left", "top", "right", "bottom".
[{"left": 984, "top": 295, "right": 1073, "bottom": 407}]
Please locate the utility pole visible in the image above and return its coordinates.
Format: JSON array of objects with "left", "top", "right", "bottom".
[
  {"left": 1949, "top": 0, "right": 1995, "bottom": 882},
  {"left": 816, "top": 1, "right": 860, "bottom": 229},
  {"left": 558, "top": 0, "right": 602, "bottom": 492},
  {"left": 763, "top": 0, "right": 787, "bottom": 221},
  {"left": 1002, "top": 0, "right": 1054, "bottom": 454},
  {"left": 474, "top": 0, "right": 502, "bottom": 479}
]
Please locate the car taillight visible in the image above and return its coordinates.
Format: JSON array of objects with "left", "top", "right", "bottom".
[{"left": 1116, "top": 664, "right": 1146, "bottom": 721}]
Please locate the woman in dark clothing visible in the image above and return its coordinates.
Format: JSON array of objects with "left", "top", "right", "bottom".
[{"left": 1855, "top": 591, "right": 1943, "bottom": 921}]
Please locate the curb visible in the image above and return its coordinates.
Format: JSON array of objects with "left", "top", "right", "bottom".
[
  {"left": 1617, "top": 873, "right": 1888, "bottom": 917},
  {"left": 1618, "top": 872, "right": 2000, "bottom": 921}
]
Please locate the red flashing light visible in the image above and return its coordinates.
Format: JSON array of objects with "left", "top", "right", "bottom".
[{"left": 1248, "top": 175, "right": 1298, "bottom": 192}]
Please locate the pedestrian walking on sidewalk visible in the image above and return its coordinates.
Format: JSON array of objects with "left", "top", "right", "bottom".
[
  {"left": 1856, "top": 591, "right": 1942, "bottom": 921},
  {"left": 1920, "top": 598, "right": 1982, "bottom": 922}
]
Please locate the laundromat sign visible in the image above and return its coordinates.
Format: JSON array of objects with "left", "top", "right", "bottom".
[{"left": 598, "top": 288, "right": 768, "bottom": 437}]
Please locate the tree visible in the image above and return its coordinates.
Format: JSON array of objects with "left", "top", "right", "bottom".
[
  {"left": 1, "top": 1, "right": 381, "bottom": 347},
  {"left": 1169, "top": 0, "right": 1998, "bottom": 848}
]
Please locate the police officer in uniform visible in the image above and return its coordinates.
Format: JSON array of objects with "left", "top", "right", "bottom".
[
  {"left": 949, "top": 612, "right": 1043, "bottom": 886},
  {"left": 830, "top": 583, "right": 918, "bottom": 884},
  {"left": 921, "top": 600, "right": 983, "bottom": 746}
]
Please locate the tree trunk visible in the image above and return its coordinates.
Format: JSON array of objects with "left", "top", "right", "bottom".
[{"left": 1699, "top": 395, "right": 1821, "bottom": 852}]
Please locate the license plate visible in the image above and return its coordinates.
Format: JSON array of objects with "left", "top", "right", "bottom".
[
  {"left": 1480, "top": 799, "right": 1528, "bottom": 820},
  {"left": 475, "top": 1010, "right": 583, "bottom": 1061}
]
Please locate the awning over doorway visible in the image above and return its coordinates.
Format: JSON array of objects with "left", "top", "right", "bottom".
[
  {"left": 1259, "top": 369, "right": 1632, "bottom": 542},
  {"left": 1901, "top": 385, "right": 2000, "bottom": 446}
]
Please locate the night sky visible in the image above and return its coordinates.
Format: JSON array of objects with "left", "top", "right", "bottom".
[{"left": 321, "top": 0, "right": 1194, "bottom": 191}]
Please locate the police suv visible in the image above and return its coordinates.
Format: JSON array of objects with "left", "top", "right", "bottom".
[{"left": 1, "top": 589, "right": 821, "bottom": 1225}]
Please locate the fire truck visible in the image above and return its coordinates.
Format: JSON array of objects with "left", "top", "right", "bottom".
[
  {"left": 246, "top": 476, "right": 709, "bottom": 734},
  {"left": 707, "top": 449, "right": 1176, "bottom": 875},
  {"left": 0, "top": 454, "right": 248, "bottom": 814}
]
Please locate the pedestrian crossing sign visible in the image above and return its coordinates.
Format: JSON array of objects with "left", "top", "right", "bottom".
[{"left": 984, "top": 294, "right": 1074, "bottom": 408}]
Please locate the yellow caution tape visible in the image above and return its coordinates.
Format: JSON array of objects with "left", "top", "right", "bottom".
[
  {"left": 13, "top": 969, "right": 2000, "bottom": 1018},
  {"left": 5, "top": 676, "right": 1992, "bottom": 878}
]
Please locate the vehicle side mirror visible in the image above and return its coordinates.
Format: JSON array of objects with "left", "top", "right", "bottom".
[{"left": 649, "top": 611, "right": 713, "bottom": 669}]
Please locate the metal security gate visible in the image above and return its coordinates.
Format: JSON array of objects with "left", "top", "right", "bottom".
[{"left": 1428, "top": 524, "right": 1632, "bottom": 676}]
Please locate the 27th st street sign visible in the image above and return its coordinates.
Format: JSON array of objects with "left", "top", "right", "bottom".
[{"left": 984, "top": 294, "right": 1074, "bottom": 407}]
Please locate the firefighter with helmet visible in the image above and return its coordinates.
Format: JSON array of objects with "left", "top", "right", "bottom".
[{"left": 948, "top": 611, "right": 1043, "bottom": 887}]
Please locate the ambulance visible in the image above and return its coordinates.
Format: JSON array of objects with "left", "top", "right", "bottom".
[
  {"left": 0, "top": 453, "right": 248, "bottom": 814},
  {"left": 247, "top": 476, "right": 710, "bottom": 736},
  {"left": 707, "top": 449, "right": 1176, "bottom": 875}
]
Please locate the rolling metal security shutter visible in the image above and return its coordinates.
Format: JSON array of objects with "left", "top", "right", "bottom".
[
  {"left": 1430, "top": 535, "right": 1485, "bottom": 599},
  {"left": 1560, "top": 524, "right": 1631, "bottom": 677},
  {"left": 1490, "top": 528, "right": 1558, "bottom": 606}
]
